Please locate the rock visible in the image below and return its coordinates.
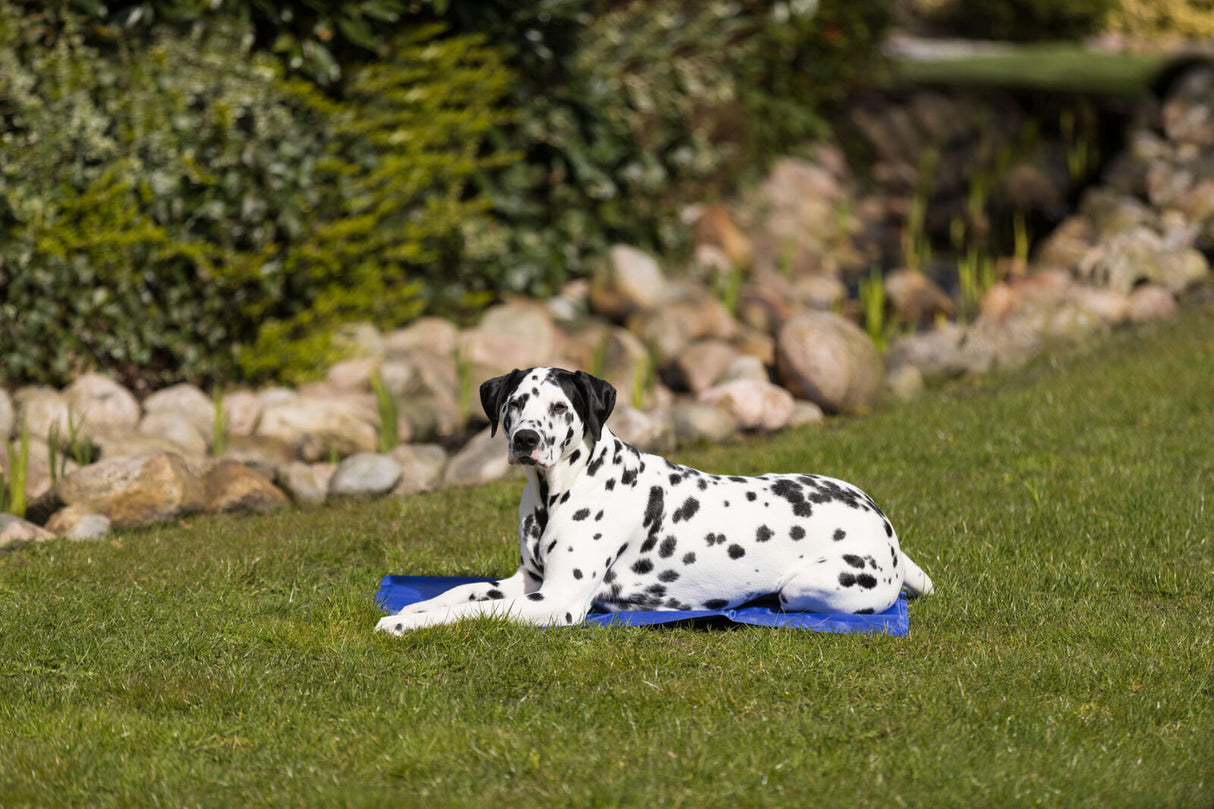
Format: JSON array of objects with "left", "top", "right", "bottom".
[
  {"left": 217, "top": 434, "right": 296, "bottom": 472},
  {"left": 884, "top": 269, "right": 954, "bottom": 326},
  {"left": 45, "top": 506, "right": 111, "bottom": 540},
  {"left": 399, "top": 394, "right": 465, "bottom": 443},
  {"left": 718, "top": 354, "right": 769, "bottom": 385},
  {"left": 326, "top": 357, "right": 380, "bottom": 391},
  {"left": 202, "top": 460, "right": 288, "bottom": 515},
  {"left": 220, "top": 390, "right": 263, "bottom": 437},
  {"left": 588, "top": 244, "right": 668, "bottom": 321},
  {"left": 442, "top": 428, "right": 516, "bottom": 488},
  {"left": 90, "top": 428, "right": 195, "bottom": 461},
  {"left": 699, "top": 379, "right": 794, "bottom": 432},
  {"left": 64, "top": 373, "right": 140, "bottom": 432},
  {"left": 275, "top": 461, "right": 327, "bottom": 505},
  {"left": 390, "top": 444, "right": 448, "bottom": 496},
  {"left": 0, "top": 388, "right": 13, "bottom": 440},
  {"left": 0, "top": 513, "right": 54, "bottom": 550},
  {"left": 310, "top": 462, "right": 337, "bottom": 494},
  {"left": 384, "top": 317, "right": 460, "bottom": 359},
  {"left": 256, "top": 396, "right": 378, "bottom": 462},
  {"left": 138, "top": 411, "right": 209, "bottom": 457},
  {"left": 0, "top": 437, "right": 78, "bottom": 502},
  {"left": 736, "top": 275, "right": 796, "bottom": 334},
  {"left": 328, "top": 453, "right": 403, "bottom": 498},
  {"left": 885, "top": 364, "right": 925, "bottom": 402},
  {"left": 789, "top": 400, "right": 826, "bottom": 428},
  {"left": 609, "top": 406, "right": 676, "bottom": 455},
  {"left": 793, "top": 274, "right": 849, "bottom": 311},
  {"left": 333, "top": 321, "right": 384, "bottom": 358},
  {"left": 670, "top": 401, "right": 736, "bottom": 445},
  {"left": 461, "top": 299, "right": 558, "bottom": 377},
  {"left": 1035, "top": 215, "right": 1094, "bottom": 273},
  {"left": 631, "top": 285, "right": 739, "bottom": 363},
  {"left": 885, "top": 323, "right": 971, "bottom": 381},
  {"left": 1162, "top": 65, "right": 1214, "bottom": 148},
  {"left": 667, "top": 340, "right": 739, "bottom": 395},
  {"left": 1077, "top": 227, "right": 1210, "bottom": 294},
  {"left": 775, "top": 311, "right": 884, "bottom": 414},
  {"left": 142, "top": 383, "right": 216, "bottom": 439},
  {"left": 752, "top": 156, "right": 857, "bottom": 277},
  {"left": 1127, "top": 285, "right": 1178, "bottom": 323},
  {"left": 1069, "top": 287, "right": 1131, "bottom": 327},
  {"left": 26, "top": 452, "right": 206, "bottom": 529},
  {"left": 694, "top": 204, "right": 753, "bottom": 269},
  {"left": 13, "top": 387, "right": 73, "bottom": 442}
]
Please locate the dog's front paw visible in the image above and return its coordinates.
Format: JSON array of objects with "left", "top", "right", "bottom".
[{"left": 376, "top": 613, "right": 416, "bottom": 636}]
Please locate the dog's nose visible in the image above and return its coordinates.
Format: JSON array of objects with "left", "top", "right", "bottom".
[{"left": 513, "top": 429, "right": 540, "bottom": 454}]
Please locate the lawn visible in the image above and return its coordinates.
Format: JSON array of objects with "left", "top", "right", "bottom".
[{"left": 2, "top": 306, "right": 1212, "bottom": 808}]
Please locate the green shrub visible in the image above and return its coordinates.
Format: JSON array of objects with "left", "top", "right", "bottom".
[{"left": 932, "top": 0, "right": 1118, "bottom": 41}]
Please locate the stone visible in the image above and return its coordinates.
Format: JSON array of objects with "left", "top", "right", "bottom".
[
  {"left": 885, "top": 323, "right": 971, "bottom": 381},
  {"left": 13, "top": 387, "right": 73, "bottom": 442},
  {"left": 694, "top": 203, "right": 753, "bottom": 269},
  {"left": 1, "top": 437, "right": 78, "bottom": 502},
  {"left": 667, "top": 340, "right": 739, "bottom": 395},
  {"left": 884, "top": 269, "right": 954, "bottom": 326},
  {"left": 719, "top": 354, "right": 769, "bottom": 385},
  {"left": 328, "top": 452, "right": 403, "bottom": 498},
  {"left": 1069, "top": 287, "right": 1131, "bottom": 327},
  {"left": 220, "top": 390, "right": 263, "bottom": 437},
  {"left": 91, "top": 428, "right": 197, "bottom": 461},
  {"left": 793, "top": 274, "right": 849, "bottom": 311},
  {"left": 0, "top": 387, "right": 13, "bottom": 440},
  {"left": 588, "top": 244, "right": 668, "bottom": 320},
  {"left": 0, "top": 513, "right": 54, "bottom": 550},
  {"left": 1035, "top": 215, "right": 1094, "bottom": 273},
  {"left": 461, "top": 299, "right": 558, "bottom": 376},
  {"left": 1077, "top": 227, "right": 1210, "bottom": 294},
  {"left": 789, "top": 400, "right": 826, "bottom": 428},
  {"left": 699, "top": 379, "right": 794, "bottom": 432},
  {"left": 326, "top": 357, "right": 380, "bottom": 391},
  {"left": 384, "top": 317, "right": 460, "bottom": 359},
  {"left": 442, "top": 428, "right": 516, "bottom": 488},
  {"left": 1127, "top": 285, "right": 1178, "bottom": 323},
  {"left": 142, "top": 383, "right": 216, "bottom": 439},
  {"left": 333, "top": 321, "right": 384, "bottom": 358},
  {"left": 275, "top": 461, "right": 327, "bottom": 505},
  {"left": 217, "top": 434, "right": 297, "bottom": 471},
  {"left": 609, "top": 406, "right": 675, "bottom": 455},
  {"left": 26, "top": 452, "right": 207, "bottom": 528},
  {"left": 64, "top": 373, "right": 140, "bottom": 432},
  {"left": 390, "top": 444, "right": 448, "bottom": 496},
  {"left": 45, "top": 505, "right": 111, "bottom": 540},
  {"left": 1162, "top": 65, "right": 1214, "bottom": 148},
  {"left": 202, "top": 460, "right": 288, "bottom": 515},
  {"left": 775, "top": 311, "right": 884, "bottom": 414},
  {"left": 256, "top": 396, "right": 378, "bottom": 462},
  {"left": 631, "top": 286, "right": 739, "bottom": 363},
  {"left": 670, "top": 401, "right": 736, "bottom": 444},
  {"left": 138, "top": 411, "right": 209, "bottom": 457}
]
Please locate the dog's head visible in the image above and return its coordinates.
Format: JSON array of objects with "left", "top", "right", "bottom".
[{"left": 479, "top": 367, "right": 617, "bottom": 469}]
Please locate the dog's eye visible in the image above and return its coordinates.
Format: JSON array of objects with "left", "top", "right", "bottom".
[
  {"left": 507, "top": 401, "right": 521, "bottom": 411},
  {"left": 551, "top": 403, "right": 568, "bottom": 414}
]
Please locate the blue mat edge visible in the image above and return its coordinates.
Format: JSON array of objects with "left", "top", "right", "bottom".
[{"left": 377, "top": 575, "right": 909, "bottom": 636}]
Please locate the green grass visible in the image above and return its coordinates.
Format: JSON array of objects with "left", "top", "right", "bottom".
[
  {"left": 892, "top": 43, "right": 1178, "bottom": 96},
  {"left": 2, "top": 306, "right": 1213, "bottom": 808}
]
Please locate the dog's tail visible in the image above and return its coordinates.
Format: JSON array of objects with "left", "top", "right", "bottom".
[{"left": 899, "top": 551, "right": 935, "bottom": 598}]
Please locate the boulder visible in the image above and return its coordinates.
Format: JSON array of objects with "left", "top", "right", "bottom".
[
  {"left": 384, "top": 317, "right": 460, "bottom": 359},
  {"left": 588, "top": 245, "right": 668, "bottom": 320},
  {"left": 442, "top": 428, "right": 516, "bottom": 488},
  {"left": 138, "top": 411, "right": 209, "bottom": 457},
  {"left": 670, "top": 401, "right": 736, "bottom": 445},
  {"left": 1127, "top": 285, "right": 1178, "bottom": 323},
  {"left": 142, "top": 383, "right": 216, "bottom": 440},
  {"left": 1162, "top": 65, "right": 1214, "bottom": 148},
  {"left": 45, "top": 506, "right": 111, "bottom": 540},
  {"left": 0, "top": 513, "right": 54, "bottom": 550},
  {"left": 220, "top": 390, "right": 263, "bottom": 437},
  {"left": 460, "top": 299, "right": 558, "bottom": 377},
  {"left": 13, "top": 387, "right": 73, "bottom": 442},
  {"left": 390, "top": 444, "right": 448, "bottom": 496},
  {"left": 699, "top": 379, "right": 794, "bottom": 432},
  {"left": 1077, "top": 227, "right": 1209, "bottom": 294},
  {"left": 326, "top": 357, "right": 380, "bottom": 391},
  {"left": 64, "top": 373, "right": 140, "bottom": 432},
  {"left": 328, "top": 453, "right": 404, "bottom": 498},
  {"left": 609, "top": 406, "right": 675, "bottom": 455},
  {"left": 275, "top": 461, "right": 327, "bottom": 505},
  {"left": 775, "top": 311, "right": 884, "bottom": 414},
  {"left": 202, "top": 460, "right": 288, "bottom": 515},
  {"left": 694, "top": 203, "right": 753, "bottom": 269},
  {"left": 667, "top": 340, "right": 739, "bottom": 395},
  {"left": 884, "top": 269, "right": 954, "bottom": 326},
  {"left": 91, "top": 428, "right": 197, "bottom": 461},
  {"left": 256, "top": 396, "right": 378, "bottom": 462},
  {"left": 26, "top": 452, "right": 207, "bottom": 528}
]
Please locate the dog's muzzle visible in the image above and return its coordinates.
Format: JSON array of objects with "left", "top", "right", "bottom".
[{"left": 510, "top": 429, "right": 542, "bottom": 466}]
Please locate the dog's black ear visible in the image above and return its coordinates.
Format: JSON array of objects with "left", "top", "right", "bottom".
[
  {"left": 572, "top": 370, "right": 616, "bottom": 443},
  {"left": 480, "top": 369, "right": 526, "bottom": 437}
]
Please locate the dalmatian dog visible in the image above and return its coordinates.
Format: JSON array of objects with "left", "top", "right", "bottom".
[{"left": 376, "top": 367, "right": 934, "bottom": 634}]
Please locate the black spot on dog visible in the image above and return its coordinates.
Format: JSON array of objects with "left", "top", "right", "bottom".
[
  {"left": 704, "top": 598, "right": 729, "bottom": 609},
  {"left": 569, "top": 449, "right": 581, "bottom": 464},
  {"left": 843, "top": 554, "right": 866, "bottom": 568},
  {"left": 729, "top": 476, "right": 747, "bottom": 483},
  {"left": 605, "top": 478, "right": 616, "bottom": 491},
  {"left": 658, "top": 536, "right": 677, "bottom": 558},
  {"left": 573, "top": 569, "right": 583, "bottom": 579},
  {"left": 705, "top": 533, "right": 726, "bottom": 546},
  {"left": 658, "top": 569, "right": 680, "bottom": 582},
  {"left": 646, "top": 584, "right": 666, "bottom": 597},
  {"left": 884, "top": 519, "right": 894, "bottom": 537},
  {"left": 587, "top": 451, "right": 607, "bottom": 477},
  {"left": 745, "top": 491, "right": 757, "bottom": 502},
  {"left": 632, "top": 558, "right": 654, "bottom": 575},
  {"left": 669, "top": 474, "right": 683, "bottom": 485},
  {"left": 672, "top": 497, "right": 700, "bottom": 523},
  {"left": 839, "top": 572, "right": 856, "bottom": 587},
  {"left": 728, "top": 544, "right": 746, "bottom": 559},
  {"left": 640, "top": 536, "right": 658, "bottom": 553},
  {"left": 620, "top": 468, "right": 638, "bottom": 487},
  {"left": 770, "top": 479, "right": 814, "bottom": 518},
  {"left": 593, "top": 533, "right": 602, "bottom": 540},
  {"left": 572, "top": 508, "right": 591, "bottom": 521},
  {"left": 756, "top": 525, "right": 773, "bottom": 543},
  {"left": 566, "top": 612, "right": 574, "bottom": 623},
  {"left": 604, "top": 570, "right": 617, "bottom": 583},
  {"left": 643, "top": 487, "right": 664, "bottom": 533},
  {"left": 698, "top": 478, "right": 708, "bottom": 491},
  {"left": 790, "top": 525, "right": 806, "bottom": 540},
  {"left": 682, "top": 552, "right": 697, "bottom": 565},
  {"left": 486, "top": 589, "right": 505, "bottom": 599},
  {"left": 857, "top": 573, "right": 878, "bottom": 589},
  {"left": 527, "top": 592, "right": 545, "bottom": 601},
  {"left": 855, "top": 608, "right": 874, "bottom": 615},
  {"left": 559, "top": 491, "right": 571, "bottom": 504},
  {"left": 834, "top": 528, "right": 847, "bottom": 542},
  {"left": 595, "top": 510, "right": 604, "bottom": 521}
]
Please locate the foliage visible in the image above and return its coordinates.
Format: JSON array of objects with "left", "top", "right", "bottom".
[
  {"left": 931, "top": 0, "right": 1118, "bottom": 41},
  {"left": 1106, "top": 0, "right": 1214, "bottom": 40}
]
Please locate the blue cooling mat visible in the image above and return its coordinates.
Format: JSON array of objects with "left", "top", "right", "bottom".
[{"left": 377, "top": 575, "right": 909, "bottom": 636}]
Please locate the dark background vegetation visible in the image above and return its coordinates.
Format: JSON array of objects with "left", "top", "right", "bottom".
[{"left": 0, "top": 0, "right": 1138, "bottom": 389}]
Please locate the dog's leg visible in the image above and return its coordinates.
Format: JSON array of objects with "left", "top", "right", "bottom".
[
  {"left": 375, "top": 568, "right": 532, "bottom": 634},
  {"left": 898, "top": 551, "right": 935, "bottom": 597},
  {"left": 777, "top": 558, "right": 903, "bottom": 615}
]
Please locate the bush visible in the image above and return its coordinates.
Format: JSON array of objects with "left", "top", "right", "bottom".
[
  {"left": 1106, "top": 0, "right": 1214, "bottom": 41},
  {"left": 931, "top": 0, "right": 1118, "bottom": 41}
]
